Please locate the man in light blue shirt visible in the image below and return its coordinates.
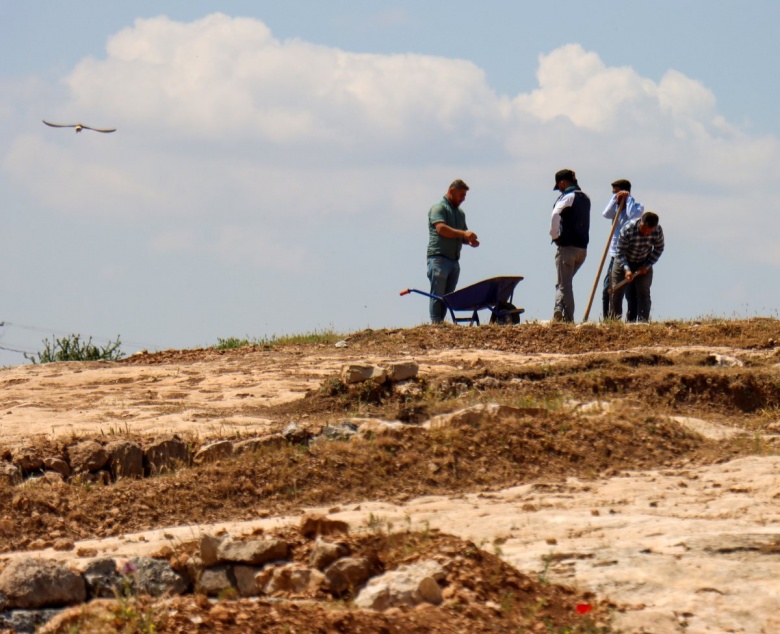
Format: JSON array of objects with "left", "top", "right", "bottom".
[{"left": 602, "top": 179, "right": 644, "bottom": 320}]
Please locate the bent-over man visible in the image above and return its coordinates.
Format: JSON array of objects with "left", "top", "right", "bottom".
[{"left": 610, "top": 211, "right": 665, "bottom": 322}]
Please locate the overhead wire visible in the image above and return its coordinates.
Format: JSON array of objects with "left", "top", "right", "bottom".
[
  {"left": 0, "top": 343, "right": 37, "bottom": 355},
  {"left": 0, "top": 320, "right": 162, "bottom": 357}
]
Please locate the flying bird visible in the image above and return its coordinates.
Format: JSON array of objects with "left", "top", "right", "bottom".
[{"left": 43, "top": 120, "right": 116, "bottom": 133}]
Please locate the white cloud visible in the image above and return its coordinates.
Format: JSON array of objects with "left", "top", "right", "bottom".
[
  {"left": 657, "top": 70, "right": 716, "bottom": 121},
  {"left": 511, "top": 43, "right": 736, "bottom": 146},
  {"left": 513, "top": 44, "right": 654, "bottom": 131},
  {"left": 4, "top": 15, "right": 780, "bottom": 272},
  {"left": 64, "top": 13, "right": 501, "bottom": 148}
]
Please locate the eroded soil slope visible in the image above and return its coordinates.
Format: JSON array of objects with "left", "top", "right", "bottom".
[{"left": 1, "top": 318, "right": 779, "bottom": 633}]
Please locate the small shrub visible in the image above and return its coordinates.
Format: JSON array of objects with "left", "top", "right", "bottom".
[
  {"left": 25, "top": 334, "right": 124, "bottom": 364},
  {"left": 214, "top": 336, "right": 254, "bottom": 350},
  {"left": 319, "top": 377, "right": 347, "bottom": 396}
]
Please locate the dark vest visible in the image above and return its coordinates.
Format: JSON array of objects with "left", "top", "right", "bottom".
[{"left": 556, "top": 188, "right": 590, "bottom": 248}]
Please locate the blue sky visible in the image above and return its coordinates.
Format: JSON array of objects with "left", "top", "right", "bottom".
[{"left": 1, "top": 1, "right": 778, "bottom": 364}]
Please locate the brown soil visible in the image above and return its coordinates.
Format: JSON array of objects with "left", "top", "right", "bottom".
[
  {"left": 3, "top": 318, "right": 780, "bottom": 633},
  {"left": 41, "top": 530, "right": 612, "bottom": 633}
]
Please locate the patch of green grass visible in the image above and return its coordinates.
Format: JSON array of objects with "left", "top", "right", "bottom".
[
  {"left": 214, "top": 336, "right": 255, "bottom": 350},
  {"left": 260, "top": 328, "right": 343, "bottom": 346},
  {"left": 214, "top": 328, "right": 343, "bottom": 350}
]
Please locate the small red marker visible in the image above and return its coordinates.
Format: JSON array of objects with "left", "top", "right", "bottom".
[{"left": 576, "top": 603, "right": 593, "bottom": 615}]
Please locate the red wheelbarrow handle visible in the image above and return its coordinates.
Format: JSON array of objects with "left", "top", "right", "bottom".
[{"left": 399, "top": 289, "right": 411, "bottom": 296}]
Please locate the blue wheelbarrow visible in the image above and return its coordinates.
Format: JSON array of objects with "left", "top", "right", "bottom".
[{"left": 400, "top": 276, "right": 524, "bottom": 325}]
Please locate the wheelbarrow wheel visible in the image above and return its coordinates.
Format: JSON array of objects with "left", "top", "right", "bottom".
[{"left": 490, "top": 302, "right": 521, "bottom": 326}]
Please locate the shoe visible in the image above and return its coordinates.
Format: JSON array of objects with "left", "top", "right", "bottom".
[{"left": 552, "top": 310, "right": 564, "bottom": 322}]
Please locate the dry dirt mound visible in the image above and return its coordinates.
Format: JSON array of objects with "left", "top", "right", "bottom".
[
  {"left": 1, "top": 318, "right": 779, "bottom": 633},
  {"left": 35, "top": 529, "right": 611, "bottom": 634}
]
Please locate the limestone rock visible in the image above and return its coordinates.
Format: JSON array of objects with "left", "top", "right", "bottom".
[
  {"left": 0, "top": 608, "right": 62, "bottom": 633},
  {"left": 233, "top": 565, "right": 264, "bottom": 597},
  {"left": 282, "top": 423, "right": 310, "bottom": 444},
  {"left": 105, "top": 440, "right": 144, "bottom": 479},
  {"left": 354, "top": 560, "right": 445, "bottom": 610},
  {"left": 43, "top": 457, "right": 71, "bottom": 479},
  {"left": 233, "top": 434, "right": 285, "bottom": 455},
  {"left": 424, "top": 403, "right": 547, "bottom": 430},
  {"left": 11, "top": 448, "right": 43, "bottom": 474},
  {"left": 309, "top": 537, "right": 351, "bottom": 570},
  {"left": 386, "top": 361, "right": 419, "bottom": 382},
  {"left": 253, "top": 565, "right": 277, "bottom": 596},
  {"left": 67, "top": 440, "right": 108, "bottom": 474},
  {"left": 0, "top": 558, "right": 86, "bottom": 609},
  {"left": 300, "top": 514, "right": 349, "bottom": 539},
  {"left": 356, "top": 419, "right": 408, "bottom": 439},
  {"left": 143, "top": 435, "right": 191, "bottom": 475},
  {"left": 199, "top": 533, "right": 225, "bottom": 567},
  {"left": 341, "top": 363, "right": 387, "bottom": 384},
  {"left": 82, "top": 558, "right": 122, "bottom": 599},
  {"left": 52, "top": 538, "right": 75, "bottom": 551},
  {"left": 261, "top": 563, "right": 324, "bottom": 595},
  {"left": 0, "top": 462, "right": 21, "bottom": 486},
  {"left": 194, "top": 440, "right": 233, "bottom": 464},
  {"left": 216, "top": 538, "right": 289, "bottom": 566},
  {"left": 706, "top": 353, "right": 743, "bottom": 367},
  {"left": 317, "top": 423, "right": 358, "bottom": 442},
  {"left": 323, "top": 557, "right": 373, "bottom": 595},
  {"left": 126, "top": 557, "right": 188, "bottom": 597},
  {"left": 196, "top": 565, "right": 235, "bottom": 596}
]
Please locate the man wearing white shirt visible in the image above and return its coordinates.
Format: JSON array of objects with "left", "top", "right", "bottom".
[
  {"left": 602, "top": 179, "right": 644, "bottom": 321},
  {"left": 549, "top": 169, "right": 590, "bottom": 322}
]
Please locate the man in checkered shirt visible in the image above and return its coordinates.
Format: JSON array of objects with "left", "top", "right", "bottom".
[{"left": 610, "top": 211, "right": 664, "bottom": 322}]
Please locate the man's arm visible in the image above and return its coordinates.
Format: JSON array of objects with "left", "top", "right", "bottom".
[
  {"left": 625, "top": 196, "right": 644, "bottom": 222},
  {"left": 434, "top": 222, "right": 479, "bottom": 247},
  {"left": 643, "top": 226, "right": 665, "bottom": 267},
  {"left": 602, "top": 194, "right": 619, "bottom": 220},
  {"left": 550, "top": 192, "right": 575, "bottom": 241}
]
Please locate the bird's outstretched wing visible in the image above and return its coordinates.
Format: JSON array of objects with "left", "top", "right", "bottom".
[
  {"left": 43, "top": 120, "right": 77, "bottom": 128},
  {"left": 80, "top": 125, "right": 117, "bottom": 133},
  {"left": 42, "top": 120, "right": 117, "bottom": 133}
]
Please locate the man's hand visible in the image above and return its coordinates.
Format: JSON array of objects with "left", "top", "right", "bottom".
[
  {"left": 625, "top": 267, "right": 647, "bottom": 283},
  {"left": 434, "top": 222, "right": 479, "bottom": 247},
  {"left": 616, "top": 190, "right": 630, "bottom": 206}
]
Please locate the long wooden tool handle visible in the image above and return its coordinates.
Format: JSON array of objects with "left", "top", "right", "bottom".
[
  {"left": 582, "top": 199, "right": 624, "bottom": 321},
  {"left": 608, "top": 275, "right": 633, "bottom": 294},
  {"left": 608, "top": 270, "right": 644, "bottom": 294}
]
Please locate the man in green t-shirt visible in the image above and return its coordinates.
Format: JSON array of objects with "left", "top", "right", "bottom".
[{"left": 426, "top": 179, "right": 480, "bottom": 323}]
